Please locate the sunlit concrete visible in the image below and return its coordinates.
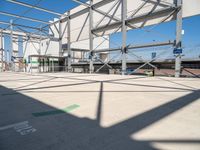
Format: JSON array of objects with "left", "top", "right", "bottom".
[{"left": 0, "top": 72, "right": 200, "bottom": 150}]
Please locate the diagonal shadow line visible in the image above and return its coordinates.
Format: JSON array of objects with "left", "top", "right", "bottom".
[
  {"left": 3, "top": 72, "right": 101, "bottom": 82},
  {"left": 157, "top": 77, "right": 198, "bottom": 90},
  {"left": 1, "top": 81, "right": 99, "bottom": 95},
  {"left": 108, "top": 90, "right": 200, "bottom": 136},
  {"left": 183, "top": 68, "right": 200, "bottom": 78},
  {"left": 52, "top": 75, "right": 147, "bottom": 83},
  {"left": 6, "top": 71, "right": 148, "bottom": 83},
  {"left": 4, "top": 72, "right": 156, "bottom": 87},
  {"left": 0, "top": 77, "right": 49, "bottom": 82},
  {"left": 25, "top": 73, "right": 100, "bottom": 82},
  {"left": 96, "top": 81, "right": 104, "bottom": 125},
  {"left": 106, "top": 81, "right": 194, "bottom": 91},
  {"left": 53, "top": 76, "right": 99, "bottom": 82},
  {"left": 14, "top": 77, "right": 57, "bottom": 90},
  {"left": 104, "top": 76, "right": 147, "bottom": 82},
  {"left": 16, "top": 81, "right": 99, "bottom": 91},
  {"left": 9, "top": 90, "right": 189, "bottom": 94}
]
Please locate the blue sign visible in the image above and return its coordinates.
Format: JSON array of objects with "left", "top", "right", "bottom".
[
  {"left": 152, "top": 52, "right": 156, "bottom": 59},
  {"left": 11, "top": 56, "right": 15, "bottom": 61},
  {"left": 173, "top": 48, "right": 182, "bottom": 54}
]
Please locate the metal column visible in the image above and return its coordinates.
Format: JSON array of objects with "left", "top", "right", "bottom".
[
  {"left": 175, "top": 0, "right": 183, "bottom": 78},
  {"left": 5, "top": 50, "right": 7, "bottom": 71},
  {"left": 89, "top": 0, "right": 94, "bottom": 74},
  {"left": 30, "top": 57, "right": 32, "bottom": 74},
  {"left": 67, "top": 11, "right": 72, "bottom": 72},
  {"left": 58, "top": 18, "right": 63, "bottom": 72},
  {"left": 121, "top": 0, "right": 127, "bottom": 75},
  {"left": 10, "top": 20, "right": 13, "bottom": 71},
  {"left": 0, "top": 30, "right": 3, "bottom": 72},
  {"left": 52, "top": 58, "right": 54, "bottom": 72},
  {"left": 59, "top": 20, "right": 62, "bottom": 57},
  {"left": 39, "top": 25, "right": 42, "bottom": 73}
]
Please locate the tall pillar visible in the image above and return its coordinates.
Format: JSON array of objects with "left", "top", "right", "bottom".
[
  {"left": 5, "top": 50, "right": 7, "bottom": 71},
  {"left": 121, "top": 0, "right": 127, "bottom": 75},
  {"left": 10, "top": 20, "right": 13, "bottom": 71},
  {"left": 39, "top": 25, "right": 42, "bottom": 73},
  {"left": 67, "top": 11, "right": 72, "bottom": 72},
  {"left": 59, "top": 19, "right": 62, "bottom": 58},
  {"left": 175, "top": 0, "right": 183, "bottom": 78},
  {"left": 89, "top": 0, "right": 94, "bottom": 74},
  {"left": 30, "top": 57, "right": 32, "bottom": 74},
  {"left": 39, "top": 26, "right": 42, "bottom": 56},
  {"left": 0, "top": 30, "right": 3, "bottom": 72}
]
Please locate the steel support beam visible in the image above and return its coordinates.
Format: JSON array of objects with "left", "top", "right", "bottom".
[
  {"left": 94, "top": 41, "right": 174, "bottom": 53},
  {"left": 69, "top": 41, "right": 174, "bottom": 53},
  {"left": 7, "top": 0, "right": 63, "bottom": 16},
  {"left": 95, "top": 0, "right": 120, "bottom": 28},
  {"left": 5, "top": 50, "right": 8, "bottom": 71},
  {"left": 144, "top": 0, "right": 175, "bottom": 8},
  {"left": 38, "top": 26, "right": 43, "bottom": 72},
  {"left": 89, "top": 0, "right": 94, "bottom": 74},
  {"left": 0, "top": 11, "right": 49, "bottom": 24},
  {"left": 67, "top": 11, "right": 72, "bottom": 72},
  {"left": 128, "top": 41, "right": 174, "bottom": 50},
  {"left": 92, "top": 7, "right": 177, "bottom": 34},
  {"left": 71, "top": 0, "right": 115, "bottom": 20},
  {"left": 0, "top": 29, "right": 57, "bottom": 41},
  {"left": 121, "top": 0, "right": 127, "bottom": 75},
  {"left": 47, "top": 0, "right": 115, "bottom": 28},
  {"left": 95, "top": 47, "right": 121, "bottom": 53},
  {"left": 39, "top": 26, "right": 42, "bottom": 56},
  {"left": 72, "top": 0, "right": 89, "bottom": 7},
  {"left": 72, "top": 0, "right": 122, "bottom": 29},
  {"left": 59, "top": 21, "right": 62, "bottom": 57},
  {"left": 0, "top": 30, "right": 3, "bottom": 72},
  {"left": 71, "top": 48, "right": 89, "bottom": 52},
  {"left": 175, "top": 0, "right": 183, "bottom": 78},
  {"left": 10, "top": 20, "right": 13, "bottom": 71},
  {"left": 0, "top": 21, "right": 48, "bottom": 32}
]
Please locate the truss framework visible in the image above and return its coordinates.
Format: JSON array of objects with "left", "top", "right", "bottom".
[{"left": 0, "top": 0, "right": 186, "bottom": 77}]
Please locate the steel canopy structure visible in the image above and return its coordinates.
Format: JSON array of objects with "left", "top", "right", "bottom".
[{"left": 0, "top": 0, "right": 200, "bottom": 77}]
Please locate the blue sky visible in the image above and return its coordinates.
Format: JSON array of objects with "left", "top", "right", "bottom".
[{"left": 0, "top": 0, "right": 200, "bottom": 60}]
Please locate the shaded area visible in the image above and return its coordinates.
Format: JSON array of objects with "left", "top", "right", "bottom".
[{"left": 0, "top": 74, "right": 200, "bottom": 150}]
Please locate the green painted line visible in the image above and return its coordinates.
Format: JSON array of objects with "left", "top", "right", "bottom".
[
  {"left": 32, "top": 104, "right": 80, "bottom": 117},
  {"left": 28, "top": 61, "right": 59, "bottom": 64},
  {"left": 29, "top": 61, "right": 39, "bottom": 64}
]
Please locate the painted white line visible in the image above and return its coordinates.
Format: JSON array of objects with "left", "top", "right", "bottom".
[
  {"left": 20, "top": 128, "right": 36, "bottom": 136},
  {"left": 15, "top": 126, "right": 33, "bottom": 132},
  {"left": 14, "top": 123, "right": 29, "bottom": 130},
  {"left": 0, "top": 121, "right": 28, "bottom": 131},
  {"left": 0, "top": 121, "right": 37, "bottom": 136}
]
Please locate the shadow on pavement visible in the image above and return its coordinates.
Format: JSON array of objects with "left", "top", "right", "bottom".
[{"left": 0, "top": 83, "right": 200, "bottom": 150}]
